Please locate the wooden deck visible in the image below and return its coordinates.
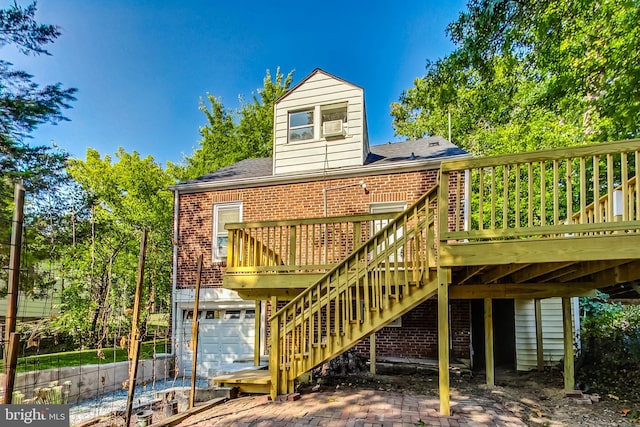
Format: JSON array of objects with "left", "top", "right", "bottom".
[{"left": 219, "top": 139, "right": 640, "bottom": 415}]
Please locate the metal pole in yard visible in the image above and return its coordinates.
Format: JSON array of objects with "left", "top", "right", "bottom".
[
  {"left": 124, "top": 230, "right": 148, "bottom": 426},
  {"left": 189, "top": 254, "right": 204, "bottom": 409}
]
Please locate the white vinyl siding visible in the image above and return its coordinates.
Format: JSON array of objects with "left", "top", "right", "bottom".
[
  {"left": 514, "top": 298, "right": 576, "bottom": 371},
  {"left": 212, "top": 202, "right": 242, "bottom": 261},
  {"left": 274, "top": 70, "right": 370, "bottom": 175}
]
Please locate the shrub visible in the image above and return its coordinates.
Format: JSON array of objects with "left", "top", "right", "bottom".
[{"left": 578, "top": 299, "right": 640, "bottom": 401}]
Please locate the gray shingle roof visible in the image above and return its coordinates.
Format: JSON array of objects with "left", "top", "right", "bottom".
[
  {"left": 367, "top": 136, "right": 466, "bottom": 165},
  {"left": 178, "top": 136, "right": 467, "bottom": 187}
]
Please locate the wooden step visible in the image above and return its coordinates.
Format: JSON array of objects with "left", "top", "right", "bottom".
[{"left": 211, "top": 369, "right": 270, "bottom": 394}]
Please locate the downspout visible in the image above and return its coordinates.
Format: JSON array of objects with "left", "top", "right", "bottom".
[{"left": 171, "top": 189, "right": 180, "bottom": 357}]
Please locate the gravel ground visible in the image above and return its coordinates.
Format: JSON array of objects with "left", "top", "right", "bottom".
[{"left": 70, "top": 361, "right": 257, "bottom": 425}]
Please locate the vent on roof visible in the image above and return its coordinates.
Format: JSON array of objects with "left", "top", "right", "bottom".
[{"left": 428, "top": 141, "right": 440, "bottom": 147}]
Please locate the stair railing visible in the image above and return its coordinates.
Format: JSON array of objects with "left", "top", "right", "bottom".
[{"left": 269, "top": 183, "right": 440, "bottom": 395}]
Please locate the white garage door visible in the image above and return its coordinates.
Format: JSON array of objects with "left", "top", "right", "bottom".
[{"left": 181, "top": 307, "right": 255, "bottom": 377}]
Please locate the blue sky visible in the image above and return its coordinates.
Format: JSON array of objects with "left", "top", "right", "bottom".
[{"left": 3, "top": 0, "right": 467, "bottom": 166}]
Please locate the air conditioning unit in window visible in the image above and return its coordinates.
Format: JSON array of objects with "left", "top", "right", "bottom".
[{"left": 322, "top": 120, "right": 346, "bottom": 138}]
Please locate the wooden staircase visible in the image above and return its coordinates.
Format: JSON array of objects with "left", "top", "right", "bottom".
[
  {"left": 268, "top": 185, "right": 440, "bottom": 397},
  {"left": 213, "top": 139, "right": 640, "bottom": 413}
]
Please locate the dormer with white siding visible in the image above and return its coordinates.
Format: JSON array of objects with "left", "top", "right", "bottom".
[{"left": 273, "top": 69, "right": 370, "bottom": 175}]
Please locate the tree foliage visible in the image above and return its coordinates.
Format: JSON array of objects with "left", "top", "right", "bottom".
[
  {"left": 1, "top": 1, "right": 76, "bottom": 296},
  {"left": 170, "top": 68, "right": 293, "bottom": 181},
  {"left": 0, "top": 1, "right": 76, "bottom": 167},
  {"left": 55, "top": 148, "right": 174, "bottom": 345},
  {"left": 579, "top": 303, "right": 640, "bottom": 400},
  {"left": 391, "top": 0, "right": 640, "bottom": 155}
]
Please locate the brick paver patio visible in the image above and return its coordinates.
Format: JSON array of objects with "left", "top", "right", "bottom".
[{"left": 175, "top": 389, "right": 526, "bottom": 427}]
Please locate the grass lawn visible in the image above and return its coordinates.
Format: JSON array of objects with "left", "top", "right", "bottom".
[{"left": 1, "top": 339, "right": 170, "bottom": 373}]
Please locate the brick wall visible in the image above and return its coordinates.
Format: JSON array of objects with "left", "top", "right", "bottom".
[
  {"left": 174, "top": 167, "right": 471, "bottom": 360},
  {"left": 353, "top": 299, "right": 471, "bottom": 360},
  {"left": 175, "top": 170, "right": 439, "bottom": 288}
]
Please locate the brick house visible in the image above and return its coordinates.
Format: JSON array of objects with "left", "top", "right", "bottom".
[{"left": 170, "top": 69, "right": 575, "bottom": 381}]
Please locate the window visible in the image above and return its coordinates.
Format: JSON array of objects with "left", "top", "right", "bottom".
[
  {"left": 370, "top": 202, "right": 407, "bottom": 263},
  {"left": 223, "top": 310, "right": 241, "bottom": 320},
  {"left": 288, "top": 109, "right": 314, "bottom": 142},
  {"left": 385, "top": 316, "right": 402, "bottom": 328},
  {"left": 321, "top": 103, "right": 347, "bottom": 138},
  {"left": 321, "top": 104, "right": 347, "bottom": 123},
  {"left": 205, "top": 310, "right": 220, "bottom": 319},
  {"left": 213, "top": 202, "right": 242, "bottom": 261},
  {"left": 288, "top": 103, "right": 348, "bottom": 142},
  {"left": 244, "top": 309, "right": 256, "bottom": 319},
  {"left": 184, "top": 310, "right": 202, "bottom": 320}
]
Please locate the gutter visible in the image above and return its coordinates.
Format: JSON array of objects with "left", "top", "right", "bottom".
[
  {"left": 170, "top": 153, "right": 471, "bottom": 194},
  {"left": 170, "top": 189, "right": 179, "bottom": 357}
]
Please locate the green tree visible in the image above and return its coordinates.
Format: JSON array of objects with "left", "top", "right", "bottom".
[
  {"left": 56, "top": 148, "right": 174, "bottom": 345},
  {"left": 170, "top": 68, "right": 293, "bottom": 181},
  {"left": 392, "top": 0, "right": 640, "bottom": 155},
  {"left": 0, "top": 1, "right": 76, "bottom": 295},
  {"left": 0, "top": 1, "right": 76, "bottom": 178}
]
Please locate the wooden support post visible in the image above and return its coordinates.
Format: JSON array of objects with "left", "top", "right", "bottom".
[
  {"left": 370, "top": 332, "right": 376, "bottom": 375},
  {"left": 189, "top": 254, "right": 204, "bottom": 409},
  {"left": 124, "top": 338, "right": 141, "bottom": 426},
  {"left": 124, "top": 231, "right": 148, "bottom": 427},
  {"left": 535, "top": 299, "right": 544, "bottom": 372},
  {"left": 484, "top": 298, "right": 494, "bottom": 387},
  {"left": 4, "top": 182, "right": 24, "bottom": 363},
  {"left": 562, "top": 297, "right": 575, "bottom": 392},
  {"left": 2, "top": 333, "right": 20, "bottom": 404},
  {"left": 254, "top": 300, "right": 261, "bottom": 366},
  {"left": 437, "top": 266, "right": 450, "bottom": 416},
  {"left": 269, "top": 296, "right": 280, "bottom": 400},
  {"left": 128, "top": 230, "right": 147, "bottom": 360}
]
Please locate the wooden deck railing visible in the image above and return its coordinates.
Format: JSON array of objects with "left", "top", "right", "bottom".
[
  {"left": 439, "top": 139, "right": 640, "bottom": 242},
  {"left": 225, "top": 213, "right": 397, "bottom": 274},
  {"left": 269, "top": 185, "right": 439, "bottom": 395},
  {"left": 571, "top": 176, "right": 637, "bottom": 225}
]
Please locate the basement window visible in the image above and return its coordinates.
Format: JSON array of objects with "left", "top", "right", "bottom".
[{"left": 385, "top": 316, "right": 402, "bottom": 328}]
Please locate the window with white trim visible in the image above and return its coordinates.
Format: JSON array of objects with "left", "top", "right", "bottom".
[
  {"left": 288, "top": 109, "right": 314, "bottom": 142},
  {"left": 321, "top": 103, "right": 347, "bottom": 138},
  {"left": 213, "top": 202, "right": 242, "bottom": 261},
  {"left": 370, "top": 202, "right": 407, "bottom": 263},
  {"left": 288, "top": 103, "right": 348, "bottom": 142}
]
